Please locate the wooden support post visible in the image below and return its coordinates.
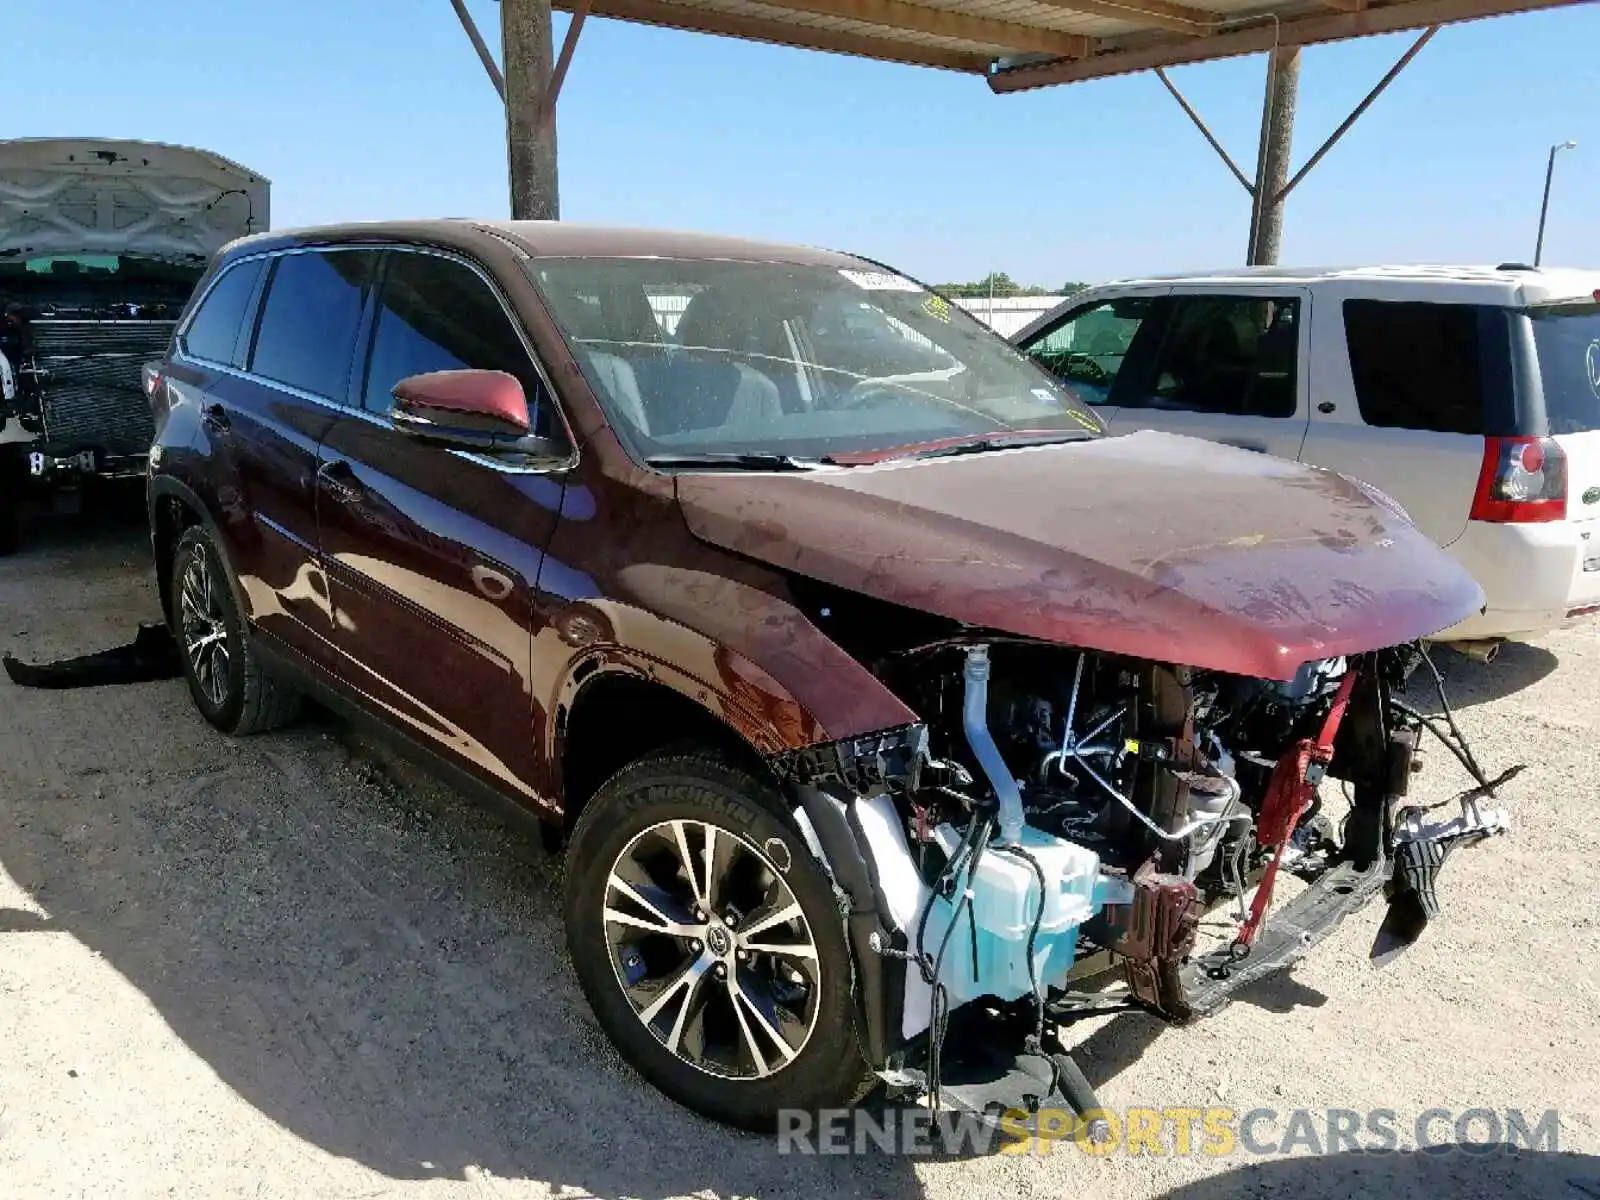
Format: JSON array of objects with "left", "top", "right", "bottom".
[
  {"left": 1247, "top": 46, "right": 1299, "bottom": 266},
  {"left": 503, "top": 0, "right": 560, "bottom": 220}
]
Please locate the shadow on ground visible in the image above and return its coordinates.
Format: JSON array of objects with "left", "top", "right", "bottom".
[
  {"left": 0, "top": 512, "right": 932, "bottom": 1198},
  {"left": 1425, "top": 640, "right": 1561, "bottom": 710},
  {"left": 1154, "top": 1147, "right": 1599, "bottom": 1200},
  {"left": 0, "top": 698, "right": 927, "bottom": 1199}
]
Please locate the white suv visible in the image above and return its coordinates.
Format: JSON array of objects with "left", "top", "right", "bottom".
[{"left": 1013, "top": 265, "right": 1600, "bottom": 644}]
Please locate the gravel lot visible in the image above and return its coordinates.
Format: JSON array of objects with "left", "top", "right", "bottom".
[{"left": 1, "top": 504, "right": 1597, "bottom": 1199}]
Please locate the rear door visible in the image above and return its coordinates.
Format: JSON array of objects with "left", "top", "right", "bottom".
[
  {"left": 165, "top": 247, "right": 376, "bottom": 668},
  {"left": 1015, "top": 288, "right": 1168, "bottom": 425},
  {"left": 226, "top": 247, "right": 380, "bottom": 663},
  {"left": 1113, "top": 287, "right": 1311, "bottom": 460},
  {"left": 316, "top": 247, "right": 573, "bottom": 805},
  {"left": 1297, "top": 297, "right": 1499, "bottom": 547}
]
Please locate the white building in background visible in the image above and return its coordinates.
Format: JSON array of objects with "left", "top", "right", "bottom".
[{"left": 949, "top": 295, "right": 1075, "bottom": 337}]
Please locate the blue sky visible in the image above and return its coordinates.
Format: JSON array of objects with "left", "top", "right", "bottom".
[{"left": 9, "top": 0, "right": 1597, "bottom": 284}]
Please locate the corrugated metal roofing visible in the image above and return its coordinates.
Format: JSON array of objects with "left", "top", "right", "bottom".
[{"left": 551, "top": 0, "right": 1582, "bottom": 87}]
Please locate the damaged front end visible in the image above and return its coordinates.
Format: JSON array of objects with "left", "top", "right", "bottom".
[{"left": 772, "top": 637, "right": 1509, "bottom": 1127}]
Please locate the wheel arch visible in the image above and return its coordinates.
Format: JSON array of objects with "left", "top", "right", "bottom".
[
  {"left": 551, "top": 656, "right": 790, "bottom": 833},
  {"left": 149, "top": 476, "right": 220, "bottom": 624}
]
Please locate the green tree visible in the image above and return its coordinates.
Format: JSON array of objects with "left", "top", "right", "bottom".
[{"left": 935, "top": 272, "right": 1084, "bottom": 298}]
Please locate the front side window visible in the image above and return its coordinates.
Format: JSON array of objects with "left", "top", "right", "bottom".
[
  {"left": 361, "top": 251, "right": 565, "bottom": 444},
  {"left": 1135, "top": 295, "right": 1299, "bottom": 418},
  {"left": 1344, "top": 300, "right": 1487, "bottom": 435},
  {"left": 526, "top": 257, "right": 1103, "bottom": 460},
  {"left": 249, "top": 250, "right": 376, "bottom": 399},
  {"left": 182, "top": 257, "right": 264, "bottom": 366},
  {"left": 1019, "top": 298, "right": 1152, "bottom": 406}
]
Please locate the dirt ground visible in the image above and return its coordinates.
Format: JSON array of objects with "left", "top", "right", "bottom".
[{"left": 1, "top": 502, "right": 1597, "bottom": 1200}]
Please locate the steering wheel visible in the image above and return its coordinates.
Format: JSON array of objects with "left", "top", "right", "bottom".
[{"left": 1062, "top": 353, "right": 1110, "bottom": 386}]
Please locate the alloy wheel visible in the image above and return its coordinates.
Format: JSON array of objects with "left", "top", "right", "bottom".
[
  {"left": 602, "top": 818, "right": 822, "bottom": 1079},
  {"left": 179, "top": 545, "right": 231, "bottom": 708}
]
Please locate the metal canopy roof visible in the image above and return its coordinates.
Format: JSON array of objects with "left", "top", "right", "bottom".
[{"left": 547, "top": 0, "right": 1582, "bottom": 87}]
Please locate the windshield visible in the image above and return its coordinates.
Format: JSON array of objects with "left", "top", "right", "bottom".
[
  {"left": 526, "top": 257, "right": 1103, "bottom": 460},
  {"left": 1530, "top": 304, "right": 1600, "bottom": 434}
]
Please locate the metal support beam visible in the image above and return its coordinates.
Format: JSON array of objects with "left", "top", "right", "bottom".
[
  {"left": 1246, "top": 46, "right": 1299, "bottom": 265},
  {"left": 449, "top": 0, "right": 506, "bottom": 100},
  {"left": 1154, "top": 67, "right": 1254, "bottom": 193},
  {"left": 504, "top": 0, "right": 560, "bottom": 220},
  {"left": 539, "top": 0, "right": 591, "bottom": 128},
  {"left": 1274, "top": 26, "right": 1436, "bottom": 204},
  {"left": 1158, "top": 21, "right": 1433, "bottom": 265}
]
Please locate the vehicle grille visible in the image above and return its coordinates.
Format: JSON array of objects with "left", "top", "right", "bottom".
[{"left": 31, "top": 320, "right": 175, "bottom": 458}]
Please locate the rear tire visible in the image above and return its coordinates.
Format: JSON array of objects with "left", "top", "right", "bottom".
[
  {"left": 563, "top": 753, "right": 870, "bottom": 1130},
  {"left": 168, "top": 525, "right": 300, "bottom": 735}
]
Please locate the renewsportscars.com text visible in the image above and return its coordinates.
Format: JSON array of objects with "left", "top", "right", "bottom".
[{"left": 776, "top": 1106, "right": 1564, "bottom": 1157}]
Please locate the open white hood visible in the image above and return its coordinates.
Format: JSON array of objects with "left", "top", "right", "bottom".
[{"left": 0, "top": 138, "right": 270, "bottom": 261}]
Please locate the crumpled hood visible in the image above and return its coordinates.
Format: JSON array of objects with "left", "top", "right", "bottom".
[
  {"left": 0, "top": 138, "right": 269, "bottom": 260},
  {"left": 675, "top": 430, "right": 1485, "bottom": 681}
]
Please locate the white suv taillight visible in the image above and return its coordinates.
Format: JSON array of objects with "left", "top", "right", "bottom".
[{"left": 1469, "top": 435, "right": 1567, "bottom": 523}]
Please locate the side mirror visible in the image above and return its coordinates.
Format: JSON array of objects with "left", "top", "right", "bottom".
[{"left": 392, "top": 369, "right": 532, "bottom": 451}]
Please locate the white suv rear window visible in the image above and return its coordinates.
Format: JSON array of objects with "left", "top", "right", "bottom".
[{"left": 1530, "top": 306, "right": 1600, "bottom": 434}]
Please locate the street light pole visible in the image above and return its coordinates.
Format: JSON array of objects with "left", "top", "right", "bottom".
[{"left": 1534, "top": 140, "right": 1577, "bottom": 267}]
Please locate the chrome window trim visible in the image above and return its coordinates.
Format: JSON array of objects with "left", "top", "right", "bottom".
[{"left": 175, "top": 241, "right": 580, "bottom": 477}]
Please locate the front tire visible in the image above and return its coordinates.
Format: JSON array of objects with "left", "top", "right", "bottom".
[
  {"left": 168, "top": 525, "right": 300, "bottom": 735},
  {"left": 563, "top": 753, "right": 870, "bottom": 1129}
]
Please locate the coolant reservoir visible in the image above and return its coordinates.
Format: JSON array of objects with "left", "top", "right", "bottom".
[{"left": 918, "top": 824, "right": 1101, "bottom": 1007}]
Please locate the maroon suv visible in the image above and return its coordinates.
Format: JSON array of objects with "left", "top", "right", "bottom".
[{"left": 145, "top": 221, "right": 1487, "bottom": 1131}]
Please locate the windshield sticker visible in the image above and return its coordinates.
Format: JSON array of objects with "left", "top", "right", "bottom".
[
  {"left": 1031, "top": 388, "right": 1057, "bottom": 404},
  {"left": 922, "top": 294, "right": 952, "bottom": 322},
  {"left": 1062, "top": 407, "right": 1102, "bottom": 434},
  {"left": 1586, "top": 339, "right": 1600, "bottom": 401},
  {"left": 840, "top": 269, "right": 924, "bottom": 293}
]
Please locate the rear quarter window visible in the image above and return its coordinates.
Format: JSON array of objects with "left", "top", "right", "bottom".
[
  {"left": 1529, "top": 306, "right": 1600, "bottom": 434},
  {"left": 1343, "top": 300, "right": 1504, "bottom": 436},
  {"left": 181, "top": 257, "right": 265, "bottom": 366}
]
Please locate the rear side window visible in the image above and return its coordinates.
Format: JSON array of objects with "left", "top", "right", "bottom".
[
  {"left": 361, "top": 250, "right": 564, "bottom": 442},
  {"left": 1344, "top": 300, "right": 1487, "bottom": 435},
  {"left": 250, "top": 250, "right": 377, "bottom": 400},
  {"left": 182, "top": 258, "right": 264, "bottom": 366},
  {"left": 1530, "top": 306, "right": 1600, "bottom": 434}
]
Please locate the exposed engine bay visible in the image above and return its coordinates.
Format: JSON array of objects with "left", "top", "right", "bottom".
[
  {"left": 1, "top": 255, "right": 202, "bottom": 478},
  {"left": 779, "top": 623, "right": 1513, "bottom": 1121}
]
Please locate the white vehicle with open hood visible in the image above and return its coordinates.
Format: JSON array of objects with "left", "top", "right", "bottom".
[{"left": 0, "top": 138, "right": 268, "bottom": 552}]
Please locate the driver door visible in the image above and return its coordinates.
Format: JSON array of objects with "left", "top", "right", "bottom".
[{"left": 1016, "top": 288, "right": 1170, "bottom": 426}]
